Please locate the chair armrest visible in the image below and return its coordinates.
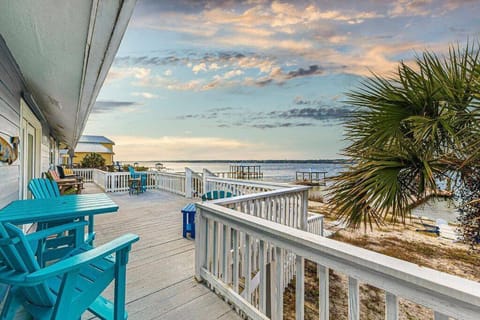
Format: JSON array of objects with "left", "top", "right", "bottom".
[
  {"left": 25, "top": 221, "right": 88, "bottom": 242},
  {"left": 25, "top": 233, "right": 139, "bottom": 284}
]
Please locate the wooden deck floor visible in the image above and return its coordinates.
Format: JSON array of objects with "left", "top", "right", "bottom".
[
  {"left": 1, "top": 184, "right": 240, "bottom": 319},
  {"left": 84, "top": 184, "right": 241, "bottom": 319}
]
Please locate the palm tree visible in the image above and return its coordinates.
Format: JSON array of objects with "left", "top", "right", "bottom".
[{"left": 328, "top": 43, "right": 480, "bottom": 229}]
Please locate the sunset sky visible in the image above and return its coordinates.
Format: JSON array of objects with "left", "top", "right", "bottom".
[{"left": 84, "top": 0, "right": 480, "bottom": 161}]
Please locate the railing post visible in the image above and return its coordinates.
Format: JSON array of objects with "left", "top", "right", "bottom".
[
  {"left": 301, "top": 190, "right": 308, "bottom": 231},
  {"left": 296, "top": 255, "right": 304, "bottom": 320},
  {"left": 385, "top": 292, "right": 398, "bottom": 320},
  {"left": 195, "top": 207, "right": 205, "bottom": 282},
  {"left": 203, "top": 169, "right": 208, "bottom": 194},
  {"left": 348, "top": 277, "right": 360, "bottom": 320},
  {"left": 274, "top": 246, "right": 283, "bottom": 320},
  {"left": 318, "top": 264, "right": 329, "bottom": 320},
  {"left": 185, "top": 168, "right": 193, "bottom": 198}
]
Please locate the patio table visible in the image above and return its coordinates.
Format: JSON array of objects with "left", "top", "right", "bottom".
[{"left": 0, "top": 193, "right": 118, "bottom": 242}]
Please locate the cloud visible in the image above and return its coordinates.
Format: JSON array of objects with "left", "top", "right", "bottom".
[
  {"left": 285, "top": 65, "right": 322, "bottom": 79},
  {"left": 387, "top": 0, "right": 436, "bottom": 17},
  {"left": 192, "top": 62, "right": 207, "bottom": 74},
  {"left": 92, "top": 100, "right": 141, "bottom": 113},
  {"left": 131, "top": 1, "right": 383, "bottom": 56},
  {"left": 132, "top": 92, "right": 159, "bottom": 99},
  {"left": 111, "top": 135, "right": 299, "bottom": 160},
  {"left": 105, "top": 67, "right": 151, "bottom": 84},
  {"left": 269, "top": 107, "right": 351, "bottom": 121},
  {"left": 176, "top": 101, "right": 351, "bottom": 129},
  {"left": 251, "top": 122, "right": 314, "bottom": 129}
]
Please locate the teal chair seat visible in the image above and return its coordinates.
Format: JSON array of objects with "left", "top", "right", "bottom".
[
  {"left": 0, "top": 221, "right": 139, "bottom": 319},
  {"left": 201, "top": 190, "right": 234, "bottom": 201}
]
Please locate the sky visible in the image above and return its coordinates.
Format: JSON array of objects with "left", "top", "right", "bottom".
[{"left": 83, "top": 0, "right": 480, "bottom": 161}]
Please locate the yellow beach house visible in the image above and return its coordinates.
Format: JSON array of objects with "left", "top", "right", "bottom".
[{"left": 73, "top": 135, "right": 115, "bottom": 166}]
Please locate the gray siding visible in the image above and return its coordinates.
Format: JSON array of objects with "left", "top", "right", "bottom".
[
  {"left": 0, "top": 36, "right": 56, "bottom": 209},
  {"left": 0, "top": 36, "right": 22, "bottom": 208}
]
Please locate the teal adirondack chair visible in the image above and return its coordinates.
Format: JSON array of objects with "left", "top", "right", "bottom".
[
  {"left": 128, "top": 167, "right": 147, "bottom": 193},
  {"left": 28, "top": 178, "right": 81, "bottom": 263},
  {"left": 28, "top": 178, "right": 61, "bottom": 199},
  {"left": 201, "top": 190, "right": 234, "bottom": 201},
  {"left": 0, "top": 221, "right": 139, "bottom": 319}
]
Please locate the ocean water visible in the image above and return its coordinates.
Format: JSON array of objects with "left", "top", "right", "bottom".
[{"left": 124, "top": 161, "right": 347, "bottom": 183}]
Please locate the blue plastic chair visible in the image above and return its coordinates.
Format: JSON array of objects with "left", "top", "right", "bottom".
[
  {"left": 0, "top": 221, "right": 139, "bottom": 319},
  {"left": 128, "top": 166, "right": 147, "bottom": 193},
  {"left": 182, "top": 191, "right": 235, "bottom": 239}
]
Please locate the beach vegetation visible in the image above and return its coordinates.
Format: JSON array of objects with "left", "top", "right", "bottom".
[
  {"left": 80, "top": 152, "right": 106, "bottom": 168},
  {"left": 328, "top": 42, "right": 480, "bottom": 239}
]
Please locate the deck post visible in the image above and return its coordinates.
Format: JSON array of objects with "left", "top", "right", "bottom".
[
  {"left": 185, "top": 168, "right": 193, "bottom": 198},
  {"left": 296, "top": 255, "right": 305, "bottom": 320},
  {"left": 385, "top": 292, "right": 398, "bottom": 320},
  {"left": 348, "top": 277, "right": 360, "bottom": 320},
  {"left": 259, "top": 240, "right": 266, "bottom": 313},
  {"left": 301, "top": 190, "right": 308, "bottom": 231},
  {"left": 274, "top": 246, "right": 283, "bottom": 320},
  {"left": 318, "top": 264, "right": 329, "bottom": 320},
  {"left": 195, "top": 208, "right": 206, "bottom": 282}
]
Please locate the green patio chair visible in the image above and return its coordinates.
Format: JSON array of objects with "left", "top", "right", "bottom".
[{"left": 0, "top": 221, "right": 139, "bottom": 319}]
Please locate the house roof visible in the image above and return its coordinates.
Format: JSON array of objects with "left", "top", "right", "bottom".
[
  {"left": 0, "top": 1, "right": 136, "bottom": 149},
  {"left": 79, "top": 135, "right": 115, "bottom": 145},
  {"left": 74, "top": 143, "right": 113, "bottom": 154}
]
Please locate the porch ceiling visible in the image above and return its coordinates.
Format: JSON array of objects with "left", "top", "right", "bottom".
[{"left": 0, "top": 0, "right": 136, "bottom": 149}]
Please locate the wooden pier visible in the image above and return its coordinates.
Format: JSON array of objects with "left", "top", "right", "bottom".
[
  {"left": 215, "top": 165, "right": 263, "bottom": 180},
  {"left": 295, "top": 170, "right": 327, "bottom": 186}
]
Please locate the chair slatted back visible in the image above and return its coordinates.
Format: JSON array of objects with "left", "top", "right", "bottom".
[
  {"left": 0, "top": 223, "right": 55, "bottom": 307},
  {"left": 48, "top": 169, "right": 61, "bottom": 181},
  {"left": 202, "top": 190, "right": 234, "bottom": 201},
  {"left": 128, "top": 166, "right": 136, "bottom": 177},
  {"left": 28, "top": 178, "right": 61, "bottom": 199}
]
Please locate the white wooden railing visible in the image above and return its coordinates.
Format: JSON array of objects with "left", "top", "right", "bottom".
[
  {"left": 92, "top": 169, "right": 107, "bottom": 190},
  {"left": 75, "top": 168, "right": 185, "bottom": 195},
  {"left": 204, "top": 175, "right": 287, "bottom": 196},
  {"left": 216, "top": 186, "right": 309, "bottom": 229},
  {"left": 307, "top": 213, "right": 324, "bottom": 237},
  {"left": 156, "top": 171, "right": 186, "bottom": 196},
  {"left": 72, "top": 168, "right": 93, "bottom": 182},
  {"left": 195, "top": 200, "right": 480, "bottom": 320}
]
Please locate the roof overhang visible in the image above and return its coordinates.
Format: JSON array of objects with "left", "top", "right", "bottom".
[{"left": 0, "top": 0, "right": 136, "bottom": 149}]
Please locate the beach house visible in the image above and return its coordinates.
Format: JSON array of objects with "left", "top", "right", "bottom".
[
  {"left": 0, "top": 0, "right": 135, "bottom": 208},
  {"left": 73, "top": 135, "right": 115, "bottom": 166},
  {"left": 0, "top": 1, "right": 479, "bottom": 319}
]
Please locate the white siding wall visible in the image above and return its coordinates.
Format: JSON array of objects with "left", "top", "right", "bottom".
[
  {"left": 0, "top": 35, "right": 55, "bottom": 208},
  {"left": 0, "top": 36, "right": 22, "bottom": 208}
]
